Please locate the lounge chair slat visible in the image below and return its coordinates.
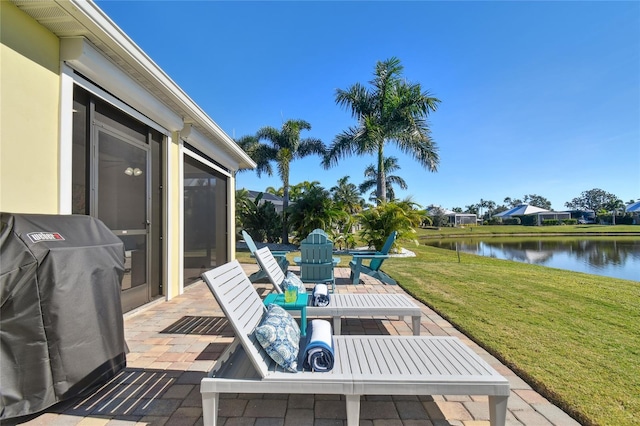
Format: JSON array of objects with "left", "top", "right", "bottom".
[
  {"left": 364, "top": 337, "right": 393, "bottom": 375},
  {"left": 242, "top": 230, "right": 290, "bottom": 283},
  {"left": 254, "top": 246, "right": 422, "bottom": 335},
  {"left": 201, "top": 261, "right": 510, "bottom": 426}
]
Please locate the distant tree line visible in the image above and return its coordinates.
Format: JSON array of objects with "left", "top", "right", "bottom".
[
  {"left": 454, "top": 189, "right": 634, "bottom": 224},
  {"left": 237, "top": 175, "right": 637, "bottom": 249}
]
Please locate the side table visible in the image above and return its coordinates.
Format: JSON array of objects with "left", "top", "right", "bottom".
[{"left": 263, "top": 292, "right": 309, "bottom": 336}]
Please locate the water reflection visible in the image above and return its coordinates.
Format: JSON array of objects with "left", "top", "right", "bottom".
[{"left": 425, "top": 238, "right": 640, "bottom": 282}]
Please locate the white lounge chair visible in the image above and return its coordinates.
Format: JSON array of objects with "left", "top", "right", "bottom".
[
  {"left": 241, "top": 230, "right": 289, "bottom": 283},
  {"left": 200, "top": 261, "right": 510, "bottom": 426},
  {"left": 255, "top": 246, "right": 422, "bottom": 335}
]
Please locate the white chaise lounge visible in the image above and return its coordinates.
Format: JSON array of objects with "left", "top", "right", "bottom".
[
  {"left": 255, "top": 246, "right": 422, "bottom": 335},
  {"left": 200, "top": 261, "right": 510, "bottom": 426}
]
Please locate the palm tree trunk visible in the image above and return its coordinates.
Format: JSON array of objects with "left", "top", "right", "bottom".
[
  {"left": 377, "top": 144, "right": 386, "bottom": 204},
  {"left": 282, "top": 173, "right": 290, "bottom": 245}
]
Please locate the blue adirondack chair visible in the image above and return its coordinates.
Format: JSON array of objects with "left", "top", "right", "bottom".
[
  {"left": 349, "top": 231, "right": 398, "bottom": 285},
  {"left": 242, "top": 230, "right": 289, "bottom": 283},
  {"left": 293, "top": 229, "right": 339, "bottom": 292}
]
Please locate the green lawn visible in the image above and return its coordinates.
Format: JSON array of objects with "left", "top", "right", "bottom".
[{"left": 384, "top": 242, "right": 639, "bottom": 426}]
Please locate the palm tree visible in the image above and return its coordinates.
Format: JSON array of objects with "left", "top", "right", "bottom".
[
  {"left": 235, "top": 135, "right": 271, "bottom": 174},
  {"left": 287, "top": 187, "right": 346, "bottom": 242},
  {"left": 475, "top": 199, "right": 495, "bottom": 223},
  {"left": 330, "top": 176, "right": 363, "bottom": 214},
  {"left": 465, "top": 204, "right": 479, "bottom": 215},
  {"left": 323, "top": 57, "right": 440, "bottom": 204},
  {"left": 242, "top": 120, "right": 325, "bottom": 244},
  {"left": 606, "top": 198, "right": 625, "bottom": 225},
  {"left": 503, "top": 197, "right": 521, "bottom": 208},
  {"left": 289, "top": 180, "right": 322, "bottom": 202},
  {"left": 485, "top": 200, "right": 496, "bottom": 219},
  {"left": 235, "top": 188, "right": 253, "bottom": 236},
  {"left": 265, "top": 186, "right": 283, "bottom": 197},
  {"left": 359, "top": 156, "right": 407, "bottom": 203}
]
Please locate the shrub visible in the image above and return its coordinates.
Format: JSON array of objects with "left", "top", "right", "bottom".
[
  {"left": 358, "top": 201, "right": 421, "bottom": 251},
  {"left": 333, "top": 233, "right": 357, "bottom": 250},
  {"left": 617, "top": 215, "right": 634, "bottom": 225},
  {"left": 287, "top": 187, "right": 347, "bottom": 242},
  {"left": 595, "top": 214, "right": 633, "bottom": 225},
  {"left": 430, "top": 214, "right": 448, "bottom": 228},
  {"left": 329, "top": 215, "right": 358, "bottom": 250},
  {"left": 542, "top": 219, "right": 560, "bottom": 226},
  {"left": 236, "top": 190, "right": 283, "bottom": 243},
  {"left": 244, "top": 201, "right": 282, "bottom": 243},
  {"left": 421, "top": 216, "right": 433, "bottom": 227}
]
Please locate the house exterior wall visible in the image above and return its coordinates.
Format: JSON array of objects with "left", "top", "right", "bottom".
[
  {"left": 2, "top": 1, "right": 252, "bottom": 311},
  {"left": 0, "top": 2, "right": 60, "bottom": 213}
]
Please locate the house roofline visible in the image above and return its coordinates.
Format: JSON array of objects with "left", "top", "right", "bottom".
[{"left": 11, "top": 0, "right": 256, "bottom": 170}]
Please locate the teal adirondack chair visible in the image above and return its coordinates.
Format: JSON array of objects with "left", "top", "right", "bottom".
[
  {"left": 293, "top": 229, "right": 339, "bottom": 292},
  {"left": 349, "top": 231, "right": 398, "bottom": 285},
  {"left": 241, "top": 230, "right": 289, "bottom": 283}
]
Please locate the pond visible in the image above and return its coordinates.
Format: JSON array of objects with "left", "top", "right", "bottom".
[{"left": 423, "top": 237, "right": 640, "bottom": 282}]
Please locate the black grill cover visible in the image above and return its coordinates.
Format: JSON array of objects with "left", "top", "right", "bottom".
[{"left": 0, "top": 213, "right": 127, "bottom": 419}]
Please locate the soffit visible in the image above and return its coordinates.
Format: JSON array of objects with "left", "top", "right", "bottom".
[{"left": 11, "top": 0, "right": 255, "bottom": 171}]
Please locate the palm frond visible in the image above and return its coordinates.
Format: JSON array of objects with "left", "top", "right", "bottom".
[
  {"left": 323, "top": 127, "right": 364, "bottom": 167},
  {"left": 387, "top": 175, "right": 408, "bottom": 190},
  {"left": 396, "top": 135, "right": 439, "bottom": 172},
  {"left": 331, "top": 57, "right": 441, "bottom": 204},
  {"left": 256, "top": 126, "right": 283, "bottom": 148},
  {"left": 297, "top": 138, "right": 326, "bottom": 157}
]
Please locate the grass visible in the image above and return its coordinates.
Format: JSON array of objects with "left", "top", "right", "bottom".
[
  {"left": 235, "top": 247, "right": 347, "bottom": 266},
  {"left": 384, "top": 242, "right": 640, "bottom": 425},
  {"left": 236, "top": 225, "right": 640, "bottom": 424}
]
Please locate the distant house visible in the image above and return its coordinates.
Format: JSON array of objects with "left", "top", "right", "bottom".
[
  {"left": 566, "top": 210, "right": 596, "bottom": 224},
  {"left": 626, "top": 201, "right": 640, "bottom": 213},
  {"left": 450, "top": 213, "right": 477, "bottom": 226},
  {"left": 494, "top": 204, "right": 549, "bottom": 218},
  {"left": 494, "top": 204, "right": 571, "bottom": 225},
  {"left": 426, "top": 206, "right": 477, "bottom": 227},
  {"left": 625, "top": 201, "right": 640, "bottom": 224},
  {"left": 531, "top": 211, "right": 572, "bottom": 225},
  {"left": 1, "top": 0, "right": 255, "bottom": 312},
  {"left": 247, "top": 190, "right": 285, "bottom": 213}
]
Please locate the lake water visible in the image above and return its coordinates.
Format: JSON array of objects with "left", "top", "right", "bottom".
[{"left": 424, "top": 238, "right": 640, "bottom": 282}]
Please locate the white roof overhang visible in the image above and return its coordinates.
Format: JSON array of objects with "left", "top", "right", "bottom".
[{"left": 11, "top": 0, "right": 256, "bottom": 171}]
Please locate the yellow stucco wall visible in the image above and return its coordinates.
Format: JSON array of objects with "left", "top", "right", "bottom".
[
  {"left": 167, "top": 134, "right": 182, "bottom": 298},
  {"left": 229, "top": 174, "right": 237, "bottom": 261},
  {"left": 0, "top": 2, "right": 60, "bottom": 213}
]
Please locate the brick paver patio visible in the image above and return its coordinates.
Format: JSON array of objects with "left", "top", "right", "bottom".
[{"left": 10, "top": 264, "right": 580, "bottom": 426}]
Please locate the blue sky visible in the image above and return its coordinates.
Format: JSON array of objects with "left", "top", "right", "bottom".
[{"left": 96, "top": 0, "right": 639, "bottom": 211}]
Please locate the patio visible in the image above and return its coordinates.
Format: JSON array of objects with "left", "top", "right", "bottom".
[{"left": 12, "top": 264, "right": 579, "bottom": 426}]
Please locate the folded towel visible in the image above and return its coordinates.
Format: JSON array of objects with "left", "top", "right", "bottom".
[
  {"left": 303, "top": 319, "right": 334, "bottom": 372},
  {"left": 312, "top": 283, "right": 330, "bottom": 307}
]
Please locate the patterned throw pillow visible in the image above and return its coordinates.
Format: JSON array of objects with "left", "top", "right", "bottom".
[{"left": 254, "top": 304, "right": 300, "bottom": 372}]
